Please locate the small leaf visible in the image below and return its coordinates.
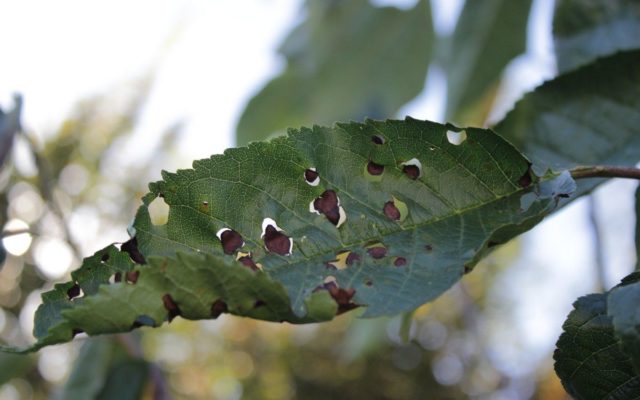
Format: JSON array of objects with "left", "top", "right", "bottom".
[
  {"left": 236, "top": 0, "right": 434, "bottom": 145},
  {"left": 57, "top": 338, "right": 115, "bottom": 400},
  {"left": 608, "top": 272, "right": 640, "bottom": 375},
  {"left": 554, "top": 292, "right": 640, "bottom": 400},
  {"left": 442, "top": 0, "right": 532, "bottom": 121},
  {"left": 554, "top": 0, "right": 640, "bottom": 73}
]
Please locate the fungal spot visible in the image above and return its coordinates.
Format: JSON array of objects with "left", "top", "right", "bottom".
[
  {"left": 372, "top": 134, "right": 385, "bottom": 145},
  {"left": 67, "top": 283, "right": 81, "bottom": 300},
  {"left": 162, "top": 294, "right": 182, "bottom": 322},
  {"left": 401, "top": 158, "right": 423, "bottom": 180},
  {"left": 311, "top": 190, "right": 347, "bottom": 228},
  {"left": 100, "top": 253, "right": 110, "bottom": 263},
  {"left": 199, "top": 201, "right": 209, "bottom": 213},
  {"left": 121, "top": 237, "right": 146, "bottom": 264},
  {"left": 148, "top": 195, "right": 170, "bottom": 226},
  {"left": 367, "top": 245, "right": 387, "bottom": 259},
  {"left": 216, "top": 228, "right": 244, "bottom": 255},
  {"left": 346, "top": 252, "right": 361, "bottom": 266},
  {"left": 132, "top": 315, "right": 156, "bottom": 329},
  {"left": 254, "top": 300, "right": 266, "bottom": 308},
  {"left": 304, "top": 168, "right": 320, "bottom": 186},
  {"left": 425, "top": 244, "right": 433, "bottom": 252},
  {"left": 211, "top": 299, "right": 228, "bottom": 318},
  {"left": 518, "top": 166, "right": 533, "bottom": 188},
  {"left": 364, "top": 279, "right": 373, "bottom": 287},
  {"left": 367, "top": 161, "right": 384, "bottom": 176},
  {"left": 237, "top": 254, "right": 260, "bottom": 271},
  {"left": 446, "top": 130, "right": 467, "bottom": 145},
  {"left": 394, "top": 257, "right": 407, "bottom": 267},
  {"left": 327, "top": 251, "right": 350, "bottom": 270},
  {"left": 125, "top": 270, "right": 139, "bottom": 284},
  {"left": 261, "top": 219, "right": 293, "bottom": 256},
  {"left": 383, "top": 201, "right": 401, "bottom": 221}
]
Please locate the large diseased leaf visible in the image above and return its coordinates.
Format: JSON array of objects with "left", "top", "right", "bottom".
[
  {"left": 4, "top": 118, "right": 576, "bottom": 352},
  {"left": 555, "top": 292, "right": 640, "bottom": 400},
  {"left": 235, "top": 0, "right": 433, "bottom": 145},
  {"left": 443, "top": 0, "right": 532, "bottom": 122},
  {"left": 554, "top": 0, "right": 640, "bottom": 73},
  {"left": 494, "top": 50, "right": 640, "bottom": 196}
]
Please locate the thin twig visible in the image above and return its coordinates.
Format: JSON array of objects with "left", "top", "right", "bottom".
[
  {"left": 587, "top": 196, "right": 607, "bottom": 292},
  {"left": 570, "top": 165, "right": 640, "bottom": 180},
  {"left": 19, "top": 129, "right": 83, "bottom": 260}
]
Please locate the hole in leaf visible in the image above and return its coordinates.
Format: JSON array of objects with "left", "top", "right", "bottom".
[
  {"left": 110, "top": 272, "right": 122, "bottom": 284},
  {"left": 367, "top": 161, "right": 384, "bottom": 176},
  {"left": 372, "top": 135, "right": 385, "bottom": 145},
  {"left": 304, "top": 168, "right": 320, "bottom": 186},
  {"left": 148, "top": 195, "right": 170, "bottom": 226},
  {"left": 67, "top": 283, "right": 82, "bottom": 300},
  {"left": 125, "top": 270, "right": 139, "bottom": 284},
  {"left": 216, "top": 228, "right": 244, "bottom": 255},
  {"left": 121, "top": 237, "right": 146, "bottom": 264},
  {"left": 446, "top": 130, "right": 467, "bottom": 145},
  {"left": 401, "top": 158, "right": 422, "bottom": 180},
  {"left": 132, "top": 315, "right": 155, "bottom": 329},
  {"left": 199, "top": 201, "right": 209, "bottom": 213},
  {"left": 261, "top": 219, "right": 292, "bottom": 256},
  {"left": 100, "top": 252, "right": 110, "bottom": 263},
  {"left": 162, "top": 294, "right": 182, "bottom": 322},
  {"left": 311, "top": 190, "right": 347, "bottom": 228},
  {"left": 211, "top": 299, "right": 228, "bottom": 318},
  {"left": 394, "top": 257, "right": 407, "bottom": 267},
  {"left": 327, "top": 251, "right": 351, "bottom": 270},
  {"left": 367, "top": 245, "right": 387, "bottom": 259}
]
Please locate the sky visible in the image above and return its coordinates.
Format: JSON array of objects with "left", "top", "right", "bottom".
[{"left": 0, "top": 0, "right": 638, "bottom": 386}]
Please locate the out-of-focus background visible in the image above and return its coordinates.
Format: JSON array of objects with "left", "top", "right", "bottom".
[{"left": 0, "top": 0, "right": 636, "bottom": 399}]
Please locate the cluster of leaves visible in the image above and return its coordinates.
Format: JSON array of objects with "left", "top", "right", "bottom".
[{"left": 1, "top": 0, "right": 640, "bottom": 398}]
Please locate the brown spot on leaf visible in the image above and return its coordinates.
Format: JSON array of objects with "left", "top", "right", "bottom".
[
  {"left": 368, "top": 246, "right": 387, "bottom": 259},
  {"left": 367, "top": 161, "right": 384, "bottom": 176},
  {"left": 67, "top": 284, "right": 81, "bottom": 300},
  {"left": 346, "top": 252, "right": 361, "bottom": 265},
  {"left": 394, "top": 257, "right": 407, "bottom": 267},
  {"left": 254, "top": 300, "right": 266, "bottom": 308},
  {"left": 372, "top": 135, "right": 385, "bottom": 145},
  {"left": 114, "top": 272, "right": 122, "bottom": 283},
  {"left": 313, "top": 190, "right": 341, "bottom": 225},
  {"left": 125, "top": 270, "right": 139, "bottom": 284},
  {"left": 121, "top": 237, "right": 146, "bottom": 264},
  {"left": 464, "top": 265, "right": 473, "bottom": 274},
  {"left": 326, "top": 285, "right": 358, "bottom": 314},
  {"left": 263, "top": 225, "right": 292, "bottom": 256},
  {"left": 162, "top": 294, "right": 181, "bottom": 322},
  {"left": 364, "top": 279, "right": 373, "bottom": 287},
  {"left": 383, "top": 201, "right": 401, "bottom": 220},
  {"left": 403, "top": 165, "right": 420, "bottom": 180},
  {"left": 304, "top": 168, "right": 319, "bottom": 183},
  {"left": 487, "top": 241, "right": 500, "bottom": 248},
  {"left": 211, "top": 299, "right": 228, "bottom": 318},
  {"left": 101, "top": 253, "right": 110, "bottom": 262},
  {"left": 425, "top": 244, "right": 433, "bottom": 252},
  {"left": 238, "top": 256, "right": 259, "bottom": 271},
  {"left": 518, "top": 167, "right": 533, "bottom": 188},
  {"left": 220, "top": 229, "right": 244, "bottom": 255}
]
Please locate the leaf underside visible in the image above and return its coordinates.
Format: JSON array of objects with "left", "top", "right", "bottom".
[{"left": 3, "top": 118, "right": 575, "bottom": 353}]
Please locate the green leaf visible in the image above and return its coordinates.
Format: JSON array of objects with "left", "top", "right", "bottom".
[
  {"left": 0, "top": 94, "right": 22, "bottom": 168},
  {"left": 494, "top": 50, "right": 640, "bottom": 196},
  {"left": 235, "top": 0, "right": 434, "bottom": 145},
  {"left": 443, "top": 0, "right": 532, "bottom": 121},
  {"left": 554, "top": 0, "right": 640, "bottom": 73},
  {"left": 635, "top": 184, "right": 640, "bottom": 270},
  {"left": 555, "top": 292, "right": 640, "bottom": 400},
  {"left": 57, "top": 338, "right": 117, "bottom": 400},
  {"left": 608, "top": 272, "right": 640, "bottom": 375},
  {"left": 96, "top": 359, "right": 149, "bottom": 400},
  {"left": 6, "top": 118, "right": 577, "bottom": 352}
]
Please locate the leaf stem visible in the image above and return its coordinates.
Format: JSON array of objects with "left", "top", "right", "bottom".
[{"left": 570, "top": 165, "right": 640, "bottom": 180}]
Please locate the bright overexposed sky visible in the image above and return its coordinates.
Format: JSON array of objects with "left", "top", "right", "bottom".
[{"left": 0, "top": 0, "right": 637, "bottom": 388}]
